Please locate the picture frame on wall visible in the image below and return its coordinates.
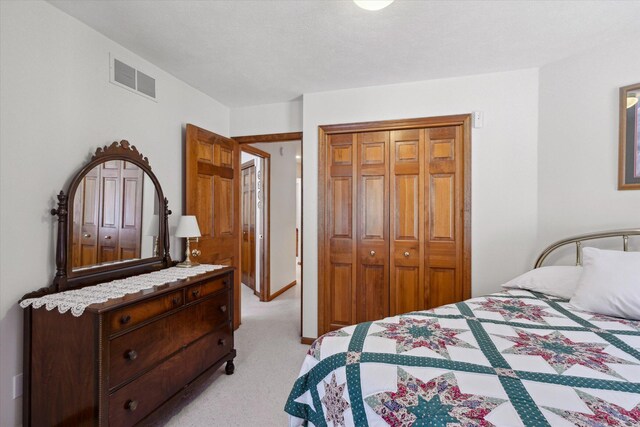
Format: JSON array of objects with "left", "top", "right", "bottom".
[{"left": 619, "top": 82, "right": 640, "bottom": 190}]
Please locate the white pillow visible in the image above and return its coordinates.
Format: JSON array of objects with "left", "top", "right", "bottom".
[
  {"left": 570, "top": 248, "right": 640, "bottom": 320},
  {"left": 502, "top": 266, "right": 582, "bottom": 299}
]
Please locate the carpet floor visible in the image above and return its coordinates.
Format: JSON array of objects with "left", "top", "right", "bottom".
[{"left": 160, "top": 282, "right": 308, "bottom": 426}]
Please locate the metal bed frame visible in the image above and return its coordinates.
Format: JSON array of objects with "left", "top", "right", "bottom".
[{"left": 534, "top": 228, "right": 640, "bottom": 268}]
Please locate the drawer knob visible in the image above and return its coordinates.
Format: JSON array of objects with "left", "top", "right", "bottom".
[
  {"left": 126, "top": 350, "right": 138, "bottom": 361},
  {"left": 192, "top": 289, "right": 201, "bottom": 298},
  {"left": 120, "top": 314, "right": 131, "bottom": 325},
  {"left": 125, "top": 399, "right": 138, "bottom": 411},
  {"left": 404, "top": 251, "right": 410, "bottom": 257},
  {"left": 172, "top": 296, "right": 181, "bottom": 305},
  {"left": 223, "top": 279, "right": 229, "bottom": 286},
  {"left": 219, "top": 305, "right": 227, "bottom": 313},
  {"left": 218, "top": 338, "right": 226, "bottom": 346},
  {"left": 370, "top": 250, "right": 376, "bottom": 256}
]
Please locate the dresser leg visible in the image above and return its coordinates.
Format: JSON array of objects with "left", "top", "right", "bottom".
[{"left": 225, "top": 360, "right": 235, "bottom": 375}]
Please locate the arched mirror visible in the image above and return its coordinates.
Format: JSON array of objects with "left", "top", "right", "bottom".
[{"left": 50, "top": 141, "right": 172, "bottom": 291}]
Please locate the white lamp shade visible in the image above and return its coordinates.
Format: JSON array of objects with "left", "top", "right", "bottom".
[
  {"left": 175, "top": 215, "right": 201, "bottom": 238},
  {"left": 145, "top": 214, "right": 160, "bottom": 236}
]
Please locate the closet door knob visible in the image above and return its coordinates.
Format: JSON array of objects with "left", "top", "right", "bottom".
[
  {"left": 370, "top": 250, "right": 376, "bottom": 256},
  {"left": 404, "top": 251, "right": 410, "bottom": 257}
]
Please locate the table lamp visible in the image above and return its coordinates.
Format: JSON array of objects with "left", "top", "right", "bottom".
[
  {"left": 175, "top": 215, "right": 201, "bottom": 268},
  {"left": 145, "top": 214, "right": 160, "bottom": 257}
]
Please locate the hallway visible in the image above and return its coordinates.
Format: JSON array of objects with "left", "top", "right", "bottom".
[{"left": 162, "top": 283, "right": 308, "bottom": 426}]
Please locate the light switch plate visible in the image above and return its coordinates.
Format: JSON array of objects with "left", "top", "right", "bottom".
[{"left": 473, "top": 111, "right": 484, "bottom": 128}]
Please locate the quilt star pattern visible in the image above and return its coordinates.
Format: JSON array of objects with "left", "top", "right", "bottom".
[{"left": 285, "top": 290, "right": 640, "bottom": 427}]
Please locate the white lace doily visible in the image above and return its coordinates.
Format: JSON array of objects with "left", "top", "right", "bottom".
[{"left": 20, "top": 264, "right": 226, "bottom": 317}]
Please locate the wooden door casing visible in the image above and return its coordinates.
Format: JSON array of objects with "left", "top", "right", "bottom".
[
  {"left": 241, "top": 162, "right": 256, "bottom": 291},
  {"left": 318, "top": 115, "right": 471, "bottom": 337},
  {"left": 186, "top": 124, "right": 241, "bottom": 328}
]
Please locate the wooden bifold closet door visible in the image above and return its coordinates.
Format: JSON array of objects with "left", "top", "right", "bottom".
[{"left": 319, "top": 115, "right": 471, "bottom": 335}]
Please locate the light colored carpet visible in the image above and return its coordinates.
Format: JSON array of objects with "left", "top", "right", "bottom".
[{"left": 161, "top": 282, "right": 308, "bottom": 426}]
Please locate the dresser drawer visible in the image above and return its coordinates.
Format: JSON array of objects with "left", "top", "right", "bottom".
[
  {"left": 109, "top": 290, "right": 230, "bottom": 387},
  {"left": 107, "top": 290, "right": 184, "bottom": 334},
  {"left": 109, "top": 324, "right": 233, "bottom": 427},
  {"left": 186, "top": 273, "right": 230, "bottom": 303}
]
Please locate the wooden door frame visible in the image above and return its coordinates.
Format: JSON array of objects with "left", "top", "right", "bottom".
[
  {"left": 240, "top": 145, "right": 270, "bottom": 302},
  {"left": 241, "top": 159, "right": 258, "bottom": 295},
  {"left": 234, "top": 132, "right": 304, "bottom": 333},
  {"left": 317, "top": 114, "right": 471, "bottom": 337}
]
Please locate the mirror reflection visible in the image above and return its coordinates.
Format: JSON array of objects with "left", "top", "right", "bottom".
[{"left": 71, "top": 160, "right": 160, "bottom": 271}]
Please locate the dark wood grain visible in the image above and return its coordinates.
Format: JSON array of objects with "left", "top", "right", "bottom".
[
  {"left": 23, "top": 269, "right": 235, "bottom": 426},
  {"left": 109, "top": 289, "right": 230, "bottom": 388},
  {"left": 232, "top": 131, "right": 302, "bottom": 144},
  {"left": 185, "top": 124, "right": 241, "bottom": 329},
  {"left": 318, "top": 115, "right": 472, "bottom": 336}
]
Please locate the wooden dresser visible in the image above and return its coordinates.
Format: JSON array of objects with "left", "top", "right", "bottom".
[{"left": 23, "top": 267, "right": 236, "bottom": 426}]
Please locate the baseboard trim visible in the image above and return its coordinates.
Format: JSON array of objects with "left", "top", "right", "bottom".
[
  {"left": 301, "top": 337, "right": 316, "bottom": 345},
  {"left": 268, "top": 280, "right": 296, "bottom": 301}
]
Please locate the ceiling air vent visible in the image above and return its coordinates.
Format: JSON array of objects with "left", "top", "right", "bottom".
[{"left": 110, "top": 54, "right": 157, "bottom": 102}]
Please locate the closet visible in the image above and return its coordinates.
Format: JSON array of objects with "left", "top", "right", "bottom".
[
  {"left": 318, "top": 115, "right": 471, "bottom": 334},
  {"left": 72, "top": 160, "right": 144, "bottom": 269}
]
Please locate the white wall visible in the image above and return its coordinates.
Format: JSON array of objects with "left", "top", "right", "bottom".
[
  {"left": 0, "top": 2, "right": 229, "bottom": 426},
  {"left": 301, "top": 69, "right": 540, "bottom": 338},
  {"left": 537, "top": 39, "right": 640, "bottom": 250},
  {"left": 230, "top": 99, "right": 303, "bottom": 136},
  {"left": 252, "top": 142, "right": 300, "bottom": 295}
]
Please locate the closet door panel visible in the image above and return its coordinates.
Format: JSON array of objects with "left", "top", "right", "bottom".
[
  {"left": 78, "top": 167, "right": 100, "bottom": 268},
  {"left": 118, "top": 162, "right": 144, "bottom": 261},
  {"left": 390, "top": 129, "right": 425, "bottom": 315},
  {"left": 429, "top": 268, "right": 459, "bottom": 308},
  {"left": 356, "top": 131, "right": 389, "bottom": 323},
  {"left": 98, "top": 162, "right": 120, "bottom": 263},
  {"left": 425, "top": 126, "right": 464, "bottom": 308},
  {"left": 326, "top": 134, "right": 357, "bottom": 330}
]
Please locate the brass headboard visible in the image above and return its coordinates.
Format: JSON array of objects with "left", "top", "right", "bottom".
[{"left": 534, "top": 228, "right": 640, "bottom": 268}]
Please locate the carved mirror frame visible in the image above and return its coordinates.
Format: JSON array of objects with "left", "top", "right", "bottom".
[{"left": 48, "top": 141, "right": 172, "bottom": 293}]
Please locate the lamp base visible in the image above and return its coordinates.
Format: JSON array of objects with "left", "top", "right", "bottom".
[{"left": 176, "top": 259, "right": 200, "bottom": 268}]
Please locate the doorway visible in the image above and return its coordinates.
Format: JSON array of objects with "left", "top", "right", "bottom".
[
  {"left": 241, "top": 160, "right": 257, "bottom": 293},
  {"left": 235, "top": 132, "right": 304, "bottom": 336}
]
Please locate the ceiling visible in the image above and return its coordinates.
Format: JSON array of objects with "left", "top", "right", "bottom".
[{"left": 50, "top": 0, "right": 640, "bottom": 107}]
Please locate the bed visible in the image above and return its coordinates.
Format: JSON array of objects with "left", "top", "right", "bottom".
[{"left": 285, "top": 230, "right": 640, "bottom": 426}]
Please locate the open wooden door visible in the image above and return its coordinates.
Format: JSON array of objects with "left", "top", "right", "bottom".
[
  {"left": 241, "top": 161, "right": 256, "bottom": 292},
  {"left": 185, "top": 124, "right": 241, "bottom": 329}
]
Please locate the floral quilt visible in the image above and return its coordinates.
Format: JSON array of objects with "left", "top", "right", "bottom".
[{"left": 285, "top": 290, "right": 640, "bottom": 426}]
